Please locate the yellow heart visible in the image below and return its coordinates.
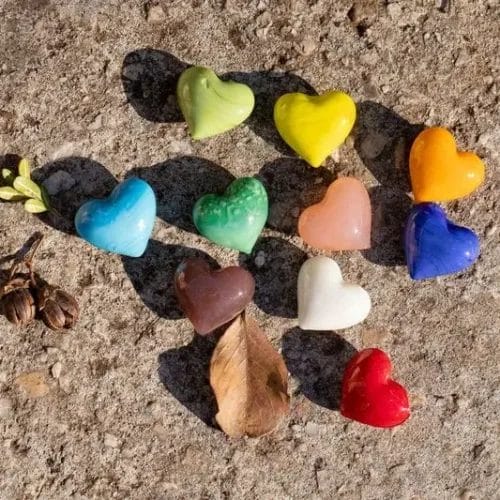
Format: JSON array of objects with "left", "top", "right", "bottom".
[{"left": 274, "top": 91, "right": 356, "bottom": 167}]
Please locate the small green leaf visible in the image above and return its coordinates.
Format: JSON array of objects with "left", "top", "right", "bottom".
[
  {"left": 18, "top": 158, "right": 31, "bottom": 179},
  {"left": 0, "top": 186, "right": 26, "bottom": 201},
  {"left": 13, "top": 176, "right": 42, "bottom": 200},
  {"left": 1, "top": 169, "right": 15, "bottom": 186},
  {"left": 24, "top": 198, "right": 48, "bottom": 213},
  {"left": 40, "top": 185, "right": 51, "bottom": 210}
]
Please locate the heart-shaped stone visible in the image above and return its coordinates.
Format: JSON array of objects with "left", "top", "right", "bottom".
[
  {"left": 193, "top": 177, "right": 268, "bottom": 254},
  {"left": 297, "top": 256, "right": 371, "bottom": 330},
  {"left": 298, "top": 177, "right": 371, "bottom": 250},
  {"left": 177, "top": 66, "right": 255, "bottom": 140},
  {"left": 410, "top": 127, "right": 485, "bottom": 202},
  {"left": 174, "top": 258, "right": 255, "bottom": 335},
  {"left": 274, "top": 91, "right": 356, "bottom": 167},
  {"left": 404, "top": 203, "right": 479, "bottom": 280},
  {"left": 75, "top": 177, "right": 156, "bottom": 257},
  {"left": 340, "top": 348, "right": 410, "bottom": 428}
]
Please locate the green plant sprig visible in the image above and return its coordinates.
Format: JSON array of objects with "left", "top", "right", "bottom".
[{"left": 0, "top": 158, "right": 51, "bottom": 213}]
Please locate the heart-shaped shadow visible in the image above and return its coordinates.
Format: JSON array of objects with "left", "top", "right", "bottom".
[
  {"left": 125, "top": 156, "right": 234, "bottom": 234},
  {"left": 238, "top": 236, "right": 306, "bottom": 318},
  {"left": 32, "top": 156, "right": 117, "bottom": 235},
  {"left": 122, "top": 240, "right": 218, "bottom": 320},
  {"left": 158, "top": 334, "right": 218, "bottom": 425},
  {"left": 354, "top": 101, "right": 424, "bottom": 266},
  {"left": 257, "top": 158, "right": 334, "bottom": 235},
  {"left": 121, "top": 49, "right": 316, "bottom": 154},
  {"left": 282, "top": 328, "right": 357, "bottom": 411},
  {"left": 121, "top": 49, "right": 189, "bottom": 123},
  {"left": 226, "top": 70, "right": 317, "bottom": 155}
]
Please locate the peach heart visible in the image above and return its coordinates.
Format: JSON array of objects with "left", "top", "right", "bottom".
[{"left": 298, "top": 177, "right": 371, "bottom": 251}]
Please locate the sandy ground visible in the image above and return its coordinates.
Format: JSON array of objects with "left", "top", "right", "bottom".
[{"left": 0, "top": 0, "right": 499, "bottom": 498}]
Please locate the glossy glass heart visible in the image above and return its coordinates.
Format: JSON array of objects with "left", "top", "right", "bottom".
[
  {"left": 193, "top": 177, "right": 268, "bottom": 254},
  {"left": 298, "top": 177, "right": 371, "bottom": 250},
  {"left": 174, "top": 258, "right": 255, "bottom": 335},
  {"left": 274, "top": 90, "right": 356, "bottom": 167},
  {"left": 75, "top": 177, "right": 156, "bottom": 257},
  {"left": 410, "top": 127, "right": 485, "bottom": 202},
  {"left": 341, "top": 348, "right": 410, "bottom": 428},
  {"left": 177, "top": 66, "right": 255, "bottom": 139},
  {"left": 404, "top": 203, "right": 480, "bottom": 280},
  {"left": 297, "top": 256, "right": 371, "bottom": 330}
]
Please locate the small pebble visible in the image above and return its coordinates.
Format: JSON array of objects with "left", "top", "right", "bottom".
[
  {"left": 305, "top": 421, "right": 319, "bottom": 436},
  {"left": 43, "top": 170, "right": 76, "bottom": 195},
  {"left": 0, "top": 397, "right": 13, "bottom": 418},
  {"left": 485, "top": 224, "right": 497, "bottom": 237},
  {"left": 146, "top": 4, "right": 166, "bottom": 24},
  {"left": 51, "top": 362, "right": 62, "bottom": 379},
  {"left": 360, "top": 132, "right": 389, "bottom": 159},
  {"left": 104, "top": 433, "right": 121, "bottom": 449},
  {"left": 254, "top": 251, "right": 266, "bottom": 268}
]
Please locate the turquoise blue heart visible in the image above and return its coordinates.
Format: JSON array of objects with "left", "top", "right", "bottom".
[{"left": 75, "top": 177, "right": 156, "bottom": 257}]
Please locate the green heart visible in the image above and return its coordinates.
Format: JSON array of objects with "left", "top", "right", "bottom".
[
  {"left": 193, "top": 177, "right": 268, "bottom": 254},
  {"left": 177, "top": 66, "right": 255, "bottom": 140}
]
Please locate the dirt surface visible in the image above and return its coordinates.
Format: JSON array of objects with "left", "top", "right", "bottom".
[{"left": 0, "top": 0, "right": 499, "bottom": 498}]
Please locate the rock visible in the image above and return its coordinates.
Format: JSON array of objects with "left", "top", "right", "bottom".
[
  {"left": 15, "top": 372, "right": 49, "bottom": 398},
  {"left": 0, "top": 397, "right": 13, "bottom": 418},
  {"left": 254, "top": 251, "right": 266, "bottom": 267},
  {"left": 485, "top": 223, "right": 497, "bottom": 237},
  {"left": 146, "top": 4, "right": 166, "bottom": 24},
  {"left": 43, "top": 170, "right": 76, "bottom": 195},
  {"left": 360, "top": 132, "right": 389, "bottom": 159},
  {"left": 305, "top": 421, "right": 319, "bottom": 436},
  {"left": 300, "top": 37, "right": 317, "bottom": 56},
  {"left": 88, "top": 113, "right": 103, "bottom": 131},
  {"left": 104, "top": 433, "right": 121, "bottom": 449},
  {"left": 478, "top": 127, "right": 500, "bottom": 158},
  {"left": 51, "top": 362, "right": 62, "bottom": 379},
  {"left": 387, "top": 3, "right": 402, "bottom": 20}
]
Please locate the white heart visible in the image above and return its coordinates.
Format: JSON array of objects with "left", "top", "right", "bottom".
[{"left": 297, "top": 256, "right": 371, "bottom": 330}]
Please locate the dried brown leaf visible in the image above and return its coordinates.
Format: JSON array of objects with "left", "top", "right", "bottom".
[{"left": 210, "top": 313, "right": 289, "bottom": 437}]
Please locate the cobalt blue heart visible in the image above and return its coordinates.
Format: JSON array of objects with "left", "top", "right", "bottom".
[
  {"left": 75, "top": 177, "right": 156, "bottom": 257},
  {"left": 404, "top": 203, "right": 479, "bottom": 280}
]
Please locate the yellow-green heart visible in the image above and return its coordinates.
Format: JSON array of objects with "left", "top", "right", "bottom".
[
  {"left": 177, "top": 66, "right": 255, "bottom": 140},
  {"left": 193, "top": 177, "right": 268, "bottom": 254},
  {"left": 274, "top": 91, "right": 356, "bottom": 167}
]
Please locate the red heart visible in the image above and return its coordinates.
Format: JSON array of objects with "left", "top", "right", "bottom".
[
  {"left": 340, "top": 348, "right": 410, "bottom": 428},
  {"left": 174, "top": 258, "right": 255, "bottom": 335}
]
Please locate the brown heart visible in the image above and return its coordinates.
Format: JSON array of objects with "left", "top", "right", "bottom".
[{"left": 174, "top": 258, "right": 255, "bottom": 335}]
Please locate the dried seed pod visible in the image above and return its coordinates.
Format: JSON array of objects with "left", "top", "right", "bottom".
[
  {"left": 37, "top": 283, "right": 79, "bottom": 331},
  {"left": 0, "top": 275, "right": 36, "bottom": 326}
]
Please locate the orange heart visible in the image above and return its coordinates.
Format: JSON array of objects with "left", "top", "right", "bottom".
[
  {"left": 298, "top": 177, "right": 371, "bottom": 251},
  {"left": 410, "top": 127, "right": 485, "bottom": 202}
]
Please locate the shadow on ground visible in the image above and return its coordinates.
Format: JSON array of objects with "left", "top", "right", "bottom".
[
  {"left": 122, "top": 49, "right": 189, "bottom": 123},
  {"left": 126, "top": 156, "right": 234, "bottom": 234},
  {"left": 282, "top": 328, "right": 357, "bottom": 410},
  {"left": 32, "top": 157, "right": 117, "bottom": 235},
  {"left": 239, "top": 236, "right": 306, "bottom": 318},
  {"left": 122, "top": 240, "right": 218, "bottom": 320},
  {"left": 121, "top": 48, "right": 316, "bottom": 153},
  {"left": 257, "top": 158, "right": 334, "bottom": 234},
  {"left": 354, "top": 101, "right": 423, "bottom": 266},
  {"left": 158, "top": 334, "right": 218, "bottom": 425}
]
